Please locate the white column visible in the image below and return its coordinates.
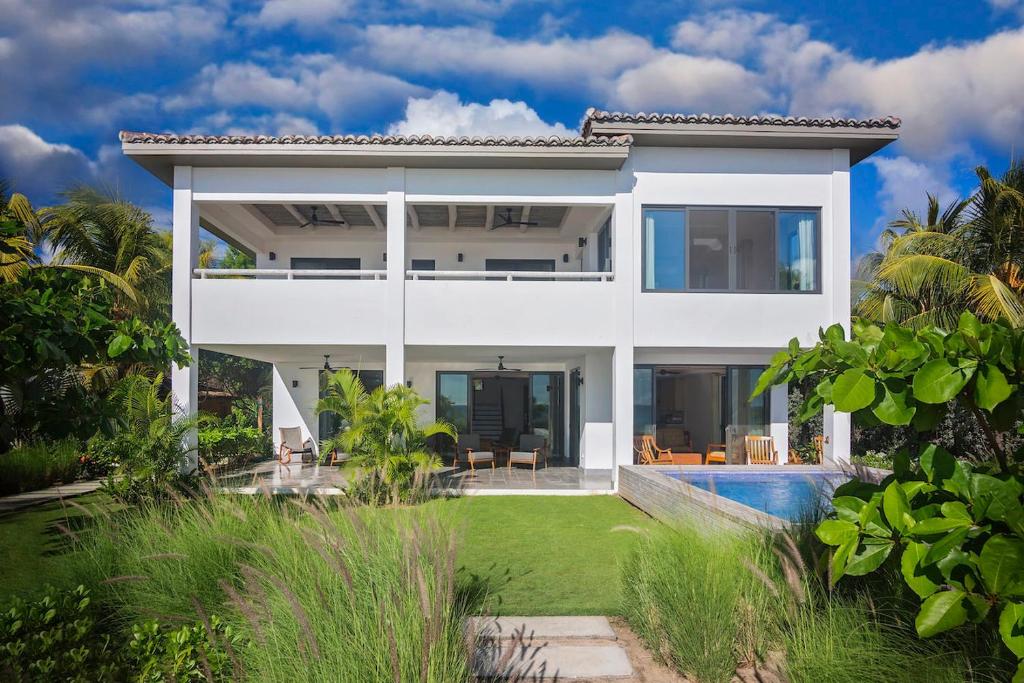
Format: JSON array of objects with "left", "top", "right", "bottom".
[
  {"left": 770, "top": 383, "right": 789, "bottom": 465},
  {"left": 385, "top": 167, "right": 406, "bottom": 387},
  {"left": 829, "top": 148, "right": 852, "bottom": 463},
  {"left": 581, "top": 350, "right": 614, "bottom": 469},
  {"left": 172, "top": 166, "right": 199, "bottom": 472},
  {"left": 611, "top": 166, "right": 635, "bottom": 488}
]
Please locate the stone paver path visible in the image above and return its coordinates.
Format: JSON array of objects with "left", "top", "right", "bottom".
[
  {"left": 0, "top": 480, "right": 102, "bottom": 514},
  {"left": 469, "top": 616, "right": 689, "bottom": 682}
]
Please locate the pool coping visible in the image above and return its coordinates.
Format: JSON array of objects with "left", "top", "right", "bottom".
[{"left": 618, "top": 465, "right": 848, "bottom": 531}]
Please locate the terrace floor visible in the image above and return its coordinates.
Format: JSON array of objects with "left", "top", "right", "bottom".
[{"left": 220, "top": 460, "right": 615, "bottom": 495}]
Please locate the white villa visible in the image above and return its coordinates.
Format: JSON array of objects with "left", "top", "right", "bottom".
[{"left": 121, "top": 108, "right": 899, "bottom": 490}]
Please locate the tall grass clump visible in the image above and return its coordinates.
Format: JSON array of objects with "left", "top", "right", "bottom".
[
  {"left": 70, "top": 487, "right": 476, "bottom": 682},
  {"left": 620, "top": 524, "right": 776, "bottom": 683},
  {"left": 0, "top": 438, "right": 81, "bottom": 495}
]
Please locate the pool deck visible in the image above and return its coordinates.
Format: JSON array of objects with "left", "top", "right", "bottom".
[{"left": 618, "top": 464, "right": 848, "bottom": 531}]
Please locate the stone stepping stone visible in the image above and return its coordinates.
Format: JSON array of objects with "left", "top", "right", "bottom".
[
  {"left": 470, "top": 616, "right": 633, "bottom": 680},
  {"left": 469, "top": 616, "right": 618, "bottom": 640}
]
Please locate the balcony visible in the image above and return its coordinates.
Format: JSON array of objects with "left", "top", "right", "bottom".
[
  {"left": 190, "top": 269, "right": 388, "bottom": 346},
  {"left": 404, "top": 270, "right": 616, "bottom": 347}
]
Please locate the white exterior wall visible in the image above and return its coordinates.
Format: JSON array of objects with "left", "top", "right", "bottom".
[{"left": 173, "top": 143, "right": 855, "bottom": 477}]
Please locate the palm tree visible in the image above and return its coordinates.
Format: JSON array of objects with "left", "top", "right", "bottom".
[
  {"left": 854, "top": 161, "right": 1024, "bottom": 328},
  {"left": 39, "top": 186, "right": 170, "bottom": 314},
  {"left": 316, "top": 369, "right": 456, "bottom": 493},
  {"left": 0, "top": 183, "right": 138, "bottom": 299}
]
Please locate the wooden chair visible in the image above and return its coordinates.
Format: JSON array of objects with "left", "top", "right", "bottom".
[
  {"left": 278, "top": 427, "right": 315, "bottom": 465},
  {"left": 814, "top": 435, "right": 825, "bottom": 463},
  {"left": 744, "top": 435, "right": 779, "bottom": 465},
  {"left": 456, "top": 433, "right": 494, "bottom": 472},
  {"left": 637, "top": 435, "right": 673, "bottom": 464},
  {"left": 509, "top": 434, "right": 546, "bottom": 471},
  {"left": 705, "top": 443, "right": 727, "bottom": 465}
]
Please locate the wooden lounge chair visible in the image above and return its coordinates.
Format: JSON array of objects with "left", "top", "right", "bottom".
[
  {"left": 705, "top": 443, "right": 727, "bottom": 465},
  {"left": 278, "top": 427, "right": 315, "bottom": 465},
  {"left": 787, "top": 435, "right": 825, "bottom": 465},
  {"left": 637, "top": 435, "right": 674, "bottom": 464},
  {"left": 744, "top": 435, "right": 779, "bottom": 465},
  {"left": 457, "top": 434, "right": 494, "bottom": 472},
  {"left": 508, "top": 434, "right": 546, "bottom": 471}
]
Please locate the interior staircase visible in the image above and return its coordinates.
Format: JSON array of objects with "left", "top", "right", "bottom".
[{"left": 472, "top": 403, "right": 504, "bottom": 441}]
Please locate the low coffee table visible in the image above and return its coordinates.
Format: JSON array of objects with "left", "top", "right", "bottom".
[{"left": 671, "top": 452, "right": 703, "bottom": 465}]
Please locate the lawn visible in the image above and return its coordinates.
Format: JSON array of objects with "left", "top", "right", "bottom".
[
  {"left": 0, "top": 493, "right": 658, "bottom": 616},
  {"left": 430, "top": 495, "right": 660, "bottom": 615}
]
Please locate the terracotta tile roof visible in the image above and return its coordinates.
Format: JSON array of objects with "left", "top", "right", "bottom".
[
  {"left": 581, "top": 108, "right": 901, "bottom": 136},
  {"left": 119, "top": 131, "right": 633, "bottom": 147}
]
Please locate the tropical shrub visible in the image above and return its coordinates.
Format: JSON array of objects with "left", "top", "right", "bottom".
[
  {"left": 198, "top": 424, "right": 270, "bottom": 471},
  {"left": 89, "top": 374, "right": 201, "bottom": 503},
  {"left": 0, "top": 438, "right": 81, "bottom": 495},
  {"left": 316, "top": 368, "right": 456, "bottom": 503},
  {"left": 0, "top": 585, "right": 121, "bottom": 682},
  {"left": 126, "top": 617, "right": 244, "bottom": 682},
  {"left": 851, "top": 451, "right": 894, "bottom": 469},
  {"left": 755, "top": 314, "right": 1024, "bottom": 679}
]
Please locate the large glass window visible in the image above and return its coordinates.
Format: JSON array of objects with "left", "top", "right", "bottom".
[
  {"left": 597, "top": 219, "right": 612, "bottom": 272},
  {"left": 643, "top": 209, "right": 686, "bottom": 290},
  {"left": 778, "top": 211, "right": 818, "bottom": 291},
  {"left": 688, "top": 209, "right": 729, "bottom": 290},
  {"left": 641, "top": 207, "right": 819, "bottom": 293},
  {"left": 436, "top": 373, "right": 469, "bottom": 433},
  {"left": 633, "top": 367, "right": 654, "bottom": 436}
]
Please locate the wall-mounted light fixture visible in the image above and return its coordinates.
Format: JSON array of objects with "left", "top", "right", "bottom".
[
  {"left": 292, "top": 379, "right": 299, "bottom": 388},
  {"left": 457, "top": 252, "right": 464, "bottom": 263},
  {"left": 383, "top": 252, "right": 387, "bottom": 262},
  {"left": 562, "top": 253, "right": 570, "bottom": 263},
  {"left": 268, "top": 251, "right": 277, "bottom": 261},
  {"left": 577, "top": 237, "right": 587, "bottom": 248},
  {"left": 406, "top": 379, "right": 413, "bottom": 388}
]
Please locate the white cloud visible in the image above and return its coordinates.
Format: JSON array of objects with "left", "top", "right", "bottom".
[
  {"left": 386, "top": 91, "right": 573, "bottom": 137},
  {"left": 0, "top": 125, "right": 96, "bottom": 202},
  {"left": 246, "top": 0, "right": 356, "bottom": 28},
  {"left": 197, "top": 112, "right": 322, "bottom": 137},
  {"left": 672, "top": 10, "right": 777, "bottom": 60},
  {"left": 612, "top": 53, "right": 773, "bottom": 112},
  {"left": 867, "top": 155, "right": 959, "bottom": 233}
]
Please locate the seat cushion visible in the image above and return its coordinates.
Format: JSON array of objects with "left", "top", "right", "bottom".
[
  {"left": 467, "top": 451, "right": 494, "bottom": 462},
  {"left": 509, "top": 451, "right": 536, "bottom": 463}
]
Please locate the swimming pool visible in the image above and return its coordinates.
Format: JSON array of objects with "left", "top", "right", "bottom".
[{"left": 661, "top": 470, "right": 850, "bottom": 522}]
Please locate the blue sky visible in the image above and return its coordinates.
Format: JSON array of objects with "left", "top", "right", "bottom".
[{"left": 2, "top": 0, "right": 1023, "bottom": 259}]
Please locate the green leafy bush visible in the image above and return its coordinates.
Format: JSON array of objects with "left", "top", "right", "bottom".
[
  {"left": 0, "top": 439, "right": 81, "bottom": 495},
  {"left": 851, "top": 451, "right": 894, "bottom": 469},
  {"left": 126, "top": 616, "right": 244, "bottom": 682},
  {"left": 1, "top": 585, "right": 120, "bottom": 682},
  {"left": 198, "top": 424, "right": 269, "bottom": 471}
]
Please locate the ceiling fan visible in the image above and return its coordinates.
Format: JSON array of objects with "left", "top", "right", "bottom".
[
  {"left": 491, "top": 207, "right": 537, "bottom": 230},
  {"left": 473, "top": 355, "right": 523, "bottom": 374},
  {"left": 300, "top": 354, "right": 335, "bottom": 371},
  {"left": 297, "top": 206, "right": 345, "bottom": 228}
]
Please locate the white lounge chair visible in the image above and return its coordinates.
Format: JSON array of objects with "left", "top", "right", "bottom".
[{"left": 278, "top": 427, "right": 316, "bottom": 464}]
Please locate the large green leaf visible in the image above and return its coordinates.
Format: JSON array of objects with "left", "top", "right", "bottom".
[
  {"left": 107, "top": 333, "right": 134, "bottom": 358},
  {"left": 980, "top": 536, "right": 1024, "bottom": 595},
  {"left": 902, "top": 541, "right": 940, "bottom": 599},
  {"left": 816, "top": 519, "right": 859, "bottom": 546},
  {"left": 916, "top": 589, "right": 968, "bottom": 638},
  {"left": 872, "top": 380, "right": 916, "bottom": 425},
  {"left": 845, "top": 539, "right": 894, "bottom": 575},
  {"left": 975, "top": 363, "right": 1013, "bottom": 412},
  {"left": 832, "top": 368, "right": 878, "bottom": 413},
  {"left": 883, "top": 482, "right": 911, "bottom": 532},
  {"left": 912, "top": 359, "right": 975, "bottom": 404},
  {"left": 1000, "top": 602, "right": 1024, "bottom": 658},
  {"left": 905, "top": 517, "right": 972, "bottom": 538}
]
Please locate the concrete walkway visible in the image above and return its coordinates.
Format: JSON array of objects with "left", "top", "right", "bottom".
[
  {"left": 469, "top": 616, "right": 688, "bottom": 682},
  {"left": 0, "top": 480, "right": 102, "bottom": 514}
]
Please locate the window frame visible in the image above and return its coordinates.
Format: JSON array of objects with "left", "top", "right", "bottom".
[{"left": 641, "top": 205, "right": 822, "bottom": 294}]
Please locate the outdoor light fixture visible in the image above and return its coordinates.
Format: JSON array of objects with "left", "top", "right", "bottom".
[
  {"left": 292, "top": 380, "right": 299, "bottom": 388},
  {"left": 406, "top": 380, "right": 413, "bottom": 388},
  {"left": 457, "top": 252, "right": 464, "bottom": 262},
  {"left": 578, "top": 237, "right": 587, "bottom": 248},
  {"left": 562, "top": 253, "right": 570, "bottom": 263},
  {"left": 268, "top": 251, "right": 277, "bottom": 261},
  {"left": 383, "top": 252, "right": 387, "bottom": 262}
]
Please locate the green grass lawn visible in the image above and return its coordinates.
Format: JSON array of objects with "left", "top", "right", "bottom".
[
  {"left": 0, "top": 493, "right": 118, "bottom": 602},
  {"left": 0, "top": 493, "right": 658, "bottom": 616},
  {"left": 429, "top": 495, "right": 659, "bottom": 616}
]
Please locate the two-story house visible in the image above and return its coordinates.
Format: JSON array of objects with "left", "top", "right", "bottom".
[{"left": 121, "top": 109, "right": 899, "bottom": 490}]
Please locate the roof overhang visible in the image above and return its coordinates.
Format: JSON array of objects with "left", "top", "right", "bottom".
[
  {"left": 122, "top": 142, "right": 631, "bottom": 186},
  {"left": 585, "top": 121, "right": 897, "bottom": 164}
]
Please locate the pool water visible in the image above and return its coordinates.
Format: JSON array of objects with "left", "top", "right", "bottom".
[{"left": 663, "top": 471, "right": 850, "bottom": 522}]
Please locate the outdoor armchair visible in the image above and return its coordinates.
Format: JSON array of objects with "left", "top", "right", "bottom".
[
  {"left": 744, "top": 435, "right": 779, "bottom": 465},
  {"left": 508, "top": 433, "right": 547, "bottom": 471},
  {"left": 278, "top": 427, "right": 316, "bottom": 465}
]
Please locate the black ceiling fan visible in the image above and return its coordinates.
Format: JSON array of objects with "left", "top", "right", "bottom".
[
  {"left": 297, "top": 206, "right": 345, "bottom": 228},
  {"left": 300, "top": 354, "right": 335, "bottom": 371},
  {"left": 473, "top": 355, "right": 523, "bottom": 374},
  {"left": 491, "top": 207, "right": 537, "bottom": 229}
]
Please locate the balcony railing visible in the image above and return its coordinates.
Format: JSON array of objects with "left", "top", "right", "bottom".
[
  {"left": 193, "top": 269, "right": 387, "bottom": 280},
  {"left": 406, "top": 270, "right": 614, "bottom": 281}
]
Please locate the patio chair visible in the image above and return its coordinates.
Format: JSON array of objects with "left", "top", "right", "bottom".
[
  {"left": 744, "top": 435, "right": 779, "bottom": 465},
  {"left": 457, "top": 434, "right": 495, "bottom": 472},
  {"left": 705, "top": 443, "right": 727, "bottom": 465},
  {"left": 278, "top": 427, "right": 316, "bottom": 465},
  {"left": 508, "top": 434, "right": 547, "bottom": 471},
  {"left": 637, "top": 435, "right": 673, "bottom": 465}
]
